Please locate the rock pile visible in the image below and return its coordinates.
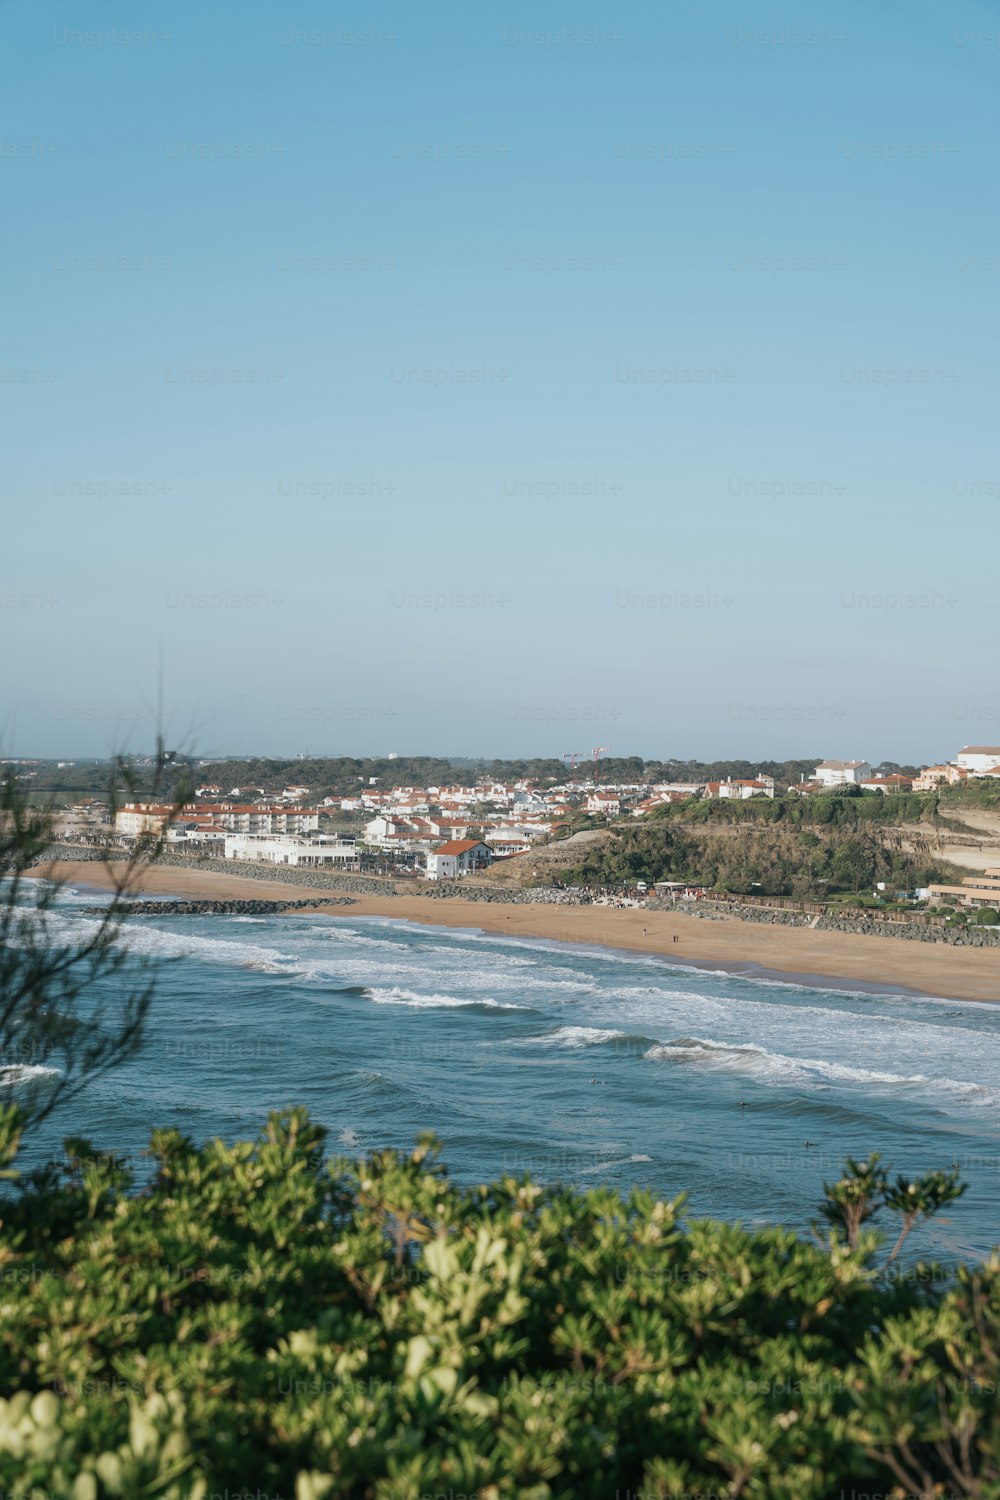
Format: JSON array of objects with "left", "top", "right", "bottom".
[
  {"left": 79, "top": 897, "right": 356, "bottom": 917},
  {"left": 154, "top": 856, "right": 397, "bottom": 897},
  {"left": 421, "top": 884, "right": 592, "bottom": 905},
  {"left": 676, "top": 899, "right": 1000, "bottom": 945}
]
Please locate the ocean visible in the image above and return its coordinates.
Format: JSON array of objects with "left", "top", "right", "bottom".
[{"left": 12, "top": 883, "right": 1000, "bottom": 1261}]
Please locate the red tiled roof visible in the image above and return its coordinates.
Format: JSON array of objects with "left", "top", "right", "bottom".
[{"left": 433, "top": 839, "right": 486, "bottom": 856}]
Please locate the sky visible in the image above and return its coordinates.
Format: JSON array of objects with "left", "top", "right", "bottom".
[{"left": 3, "top": 0, "right": 998, "bottom": 765}]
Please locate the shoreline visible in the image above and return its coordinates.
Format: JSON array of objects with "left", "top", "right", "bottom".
[{"left": 35, "top": 860, "right": 1000, "bottom": 1003}]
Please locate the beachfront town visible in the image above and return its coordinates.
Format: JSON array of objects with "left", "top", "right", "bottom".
[{"left": 41, "top": 744, "right": 1000, "bottom": 911}]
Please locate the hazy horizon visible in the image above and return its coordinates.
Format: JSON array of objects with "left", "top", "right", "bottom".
[{"left": 0, "top": 736, "right": 977, "bottom": 770}]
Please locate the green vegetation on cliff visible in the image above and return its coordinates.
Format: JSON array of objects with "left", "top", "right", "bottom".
[{"left": 554, "top": 792, "right": 958, "bottom": 897}]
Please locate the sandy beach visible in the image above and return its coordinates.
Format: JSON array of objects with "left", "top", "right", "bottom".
[{"left": 34, "top": 860, "right": 1000, "bottom": 1004}]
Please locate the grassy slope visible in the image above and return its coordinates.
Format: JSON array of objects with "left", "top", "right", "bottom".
[{"left": 547, "top": 792, "right": 980, "bottom": 897}]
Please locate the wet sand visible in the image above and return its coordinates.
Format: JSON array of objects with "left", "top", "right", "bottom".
[{"left": 35, "top": 860, "right": 1000, "bottom": 1004}]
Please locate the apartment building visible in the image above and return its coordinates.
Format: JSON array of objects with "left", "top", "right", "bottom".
[{"left": 116, "top": 802, "right": 319, "bottom": 837}]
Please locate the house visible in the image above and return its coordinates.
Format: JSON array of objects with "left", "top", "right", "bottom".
[
  {"left": 586, "top": 792, "right": 623, "bottom": 817},
  {"left": 363, "top": 815, "right": 408, "bottom": 846},
  {"left": 860, "top": 775, "right": 913, "bottom": 794},
  {"left": 631, "top": 793, "right": 691, "bottom": 816},
  {"left": 512, "top": 793, "right": 549, "bottom": 817},
  {"left": 421, "top": 815, "right": 474, "bottom": 838},
  {"left": 70, "top": 798, "right": 110, "bottom": 824},
  {"left": 165, "top": 820, "right": 226, "bottom": 846},
  {"left": 485, "top": 829, "right": 533, "bottom": 858},
  {"left": 424, "top": 840, "right": 493, "bottom": 881},
  {"left": 812, "top": 760, "right": 871, "bottom": 787},
  {"left": 956, "top": 746, "right": 1000, "bottom": 775},
  {"left": 912, "top": 765, "right": 968, "bottom": 792},
  {"left": 705, "top": 775, "right": 775, "bottom": 801}
]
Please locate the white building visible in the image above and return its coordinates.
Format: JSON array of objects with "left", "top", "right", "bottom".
[
  {"left": 586, "top": 792, "right": 623, "bottom": 816},
  {"left": 812, "top": 759, "right": 871, "bottom": 787},
  {"left": 223, "top": 834, "right": 359, "bottom": 868},
  {"left": 424, "top": 840, "right": 492, "bottom": 881},
  {"left": 363, "top": 815, "right": 408, "bottom": 846},
  {"left": 512, "top": 793, "right": 548, "bottom": 817},
  {"left": 709, "top": 776, "right": 775, "bottom": 801},
  {"left": 956, "top": 746, "right": 1000, "bottom": 775},
  {"left": 165, "top": 823, "right": 225, "bottom": 846}
]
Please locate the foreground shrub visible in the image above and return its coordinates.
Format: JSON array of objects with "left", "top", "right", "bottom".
[{"left": 0, "top": 1107, "right": 997, "bottom": 1499}]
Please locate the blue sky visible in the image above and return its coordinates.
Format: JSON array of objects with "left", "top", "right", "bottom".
[{"left": 3, "top": 0, "right": 998, "bottom": 764}]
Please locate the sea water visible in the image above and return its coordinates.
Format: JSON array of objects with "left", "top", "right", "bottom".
[{"left": 10, "top": 885, "right": 1000, "bottom": 1261}]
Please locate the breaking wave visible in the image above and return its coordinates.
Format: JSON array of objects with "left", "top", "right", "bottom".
[
  {"left": 645, "top": 1035, "right": 999, "bottom": 1102},
  {"left": 0, "top": 1064, "right": 61, "bottom": 1090},
  {"left": 365, "top": 986, "right": 530, "bottom": 1011}
]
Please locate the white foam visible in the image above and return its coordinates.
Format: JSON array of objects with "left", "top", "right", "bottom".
[
  {"left": 539, "top": 1025, "right": 626, "bottom": 1048},
  {"left": 644, "top": 1035, "right": 1000, "bottom": 1103},
  {"left": 0, "top": 1064, "right": 61, "bottom": 1089},
  {"left": 578, "top": 1152, "right": 654, "bottom": 1175},
  {"left": 366, "top": 986, "right": 529, "bottom": 1011}
]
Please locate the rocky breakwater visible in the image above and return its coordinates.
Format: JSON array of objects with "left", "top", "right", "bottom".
[
  {"left": 80, "top": 897, "right": 357, "bottom": 917},
  {"left": 41, "top": 844, "right": 118, "bottom": 863},
  {"left": 420, "top": 884, "right": 592, "bottom": 905},
  {"left": 816, "top": 912, "right": 1000, "bottom": 946},
  {"left": 674, "top": 898, "right": 1000, "bottom": 946},
  {"left": 663, "top": 901, "right": 811, "bottom": 927},
  {"left": 149, "top": 855, "right": 400, "bottom": 898}
]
